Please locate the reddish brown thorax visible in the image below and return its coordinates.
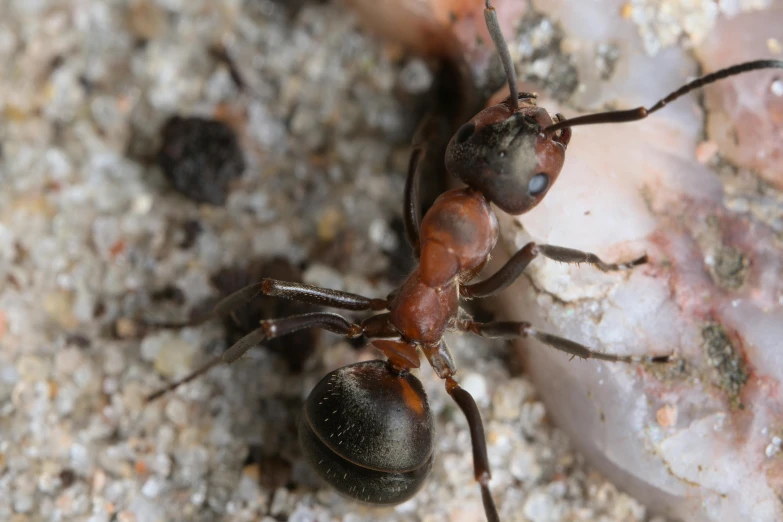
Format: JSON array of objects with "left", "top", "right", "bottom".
[
  {"left": 419, "top": 188, "right": 499, "bottom": 287},
  {"left": 387, "top": 188, "right": 497, "bottom": 347}
]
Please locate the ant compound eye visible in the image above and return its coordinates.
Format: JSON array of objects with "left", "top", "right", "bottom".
[
  {"left": 455, "top": 122, "right": 476, "bottom": 144},
  {"left": 528, "top": 173, "right": 550, "bottom": 196}
]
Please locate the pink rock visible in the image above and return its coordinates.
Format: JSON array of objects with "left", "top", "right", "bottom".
[
  {"left": 496, "top": 4, "right": 783, "bottom": 522},
  {"left": 697, "top": 5, "right": 783, "bottom": 190},
  {"left": 342, "top": 0, "right": 526, "bottom": 59}
]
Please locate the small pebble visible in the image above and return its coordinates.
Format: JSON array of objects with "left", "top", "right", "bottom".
[
  {"left": 399, "top": 58, "right": 433, "bottom": 94},
  {"left": 656, "top": 404, "right": 678, "bottom": 428},
  {"left": 114, "top": 318, "right": 140, "bottom": 340},
  {"left": 141, "top": 477, "right": 164, "bottom": 498},
  {"left": 523, "top": 490, "right": 561, "bottom": 522},
  {"left": 154, "top": 337, "right": 198, "bottom": 379},
  {"left": 493, "top": 379, "right": 533, "bottom": 421},
  {"left": 510, "top": 447, "right": 542, "bottom": 483},
  {"left": 103, "top": 346, "right": 125, "bottom": 376},
  {"left": 158, "top": 116, "right": 246, "bottom": 206},
  {"left": 164, "top": 398, "right": 189, "bottom": 426},
  {"left": 765, "top": 436, "right": 782, "bottom": 458},
  {"left": 695, "top": 140, "right": 719, "bottom": 164}
]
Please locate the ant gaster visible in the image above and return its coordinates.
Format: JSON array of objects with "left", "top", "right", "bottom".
[{"left": 147, "top": 2, "right": 783, "bottom": 520}]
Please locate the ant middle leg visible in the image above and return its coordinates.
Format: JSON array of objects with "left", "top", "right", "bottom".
[
  {"left": 459, "top": 319, "right": 671, "bottom": 364},
  {"left": 461, "top": 242, "right": 647, "bottom": 298},
  {"left": 147, "top": 312, "right": 396, "bottom": 401},
  {"left": 148, "top": 279, "right": 388, "bottom": 328}
]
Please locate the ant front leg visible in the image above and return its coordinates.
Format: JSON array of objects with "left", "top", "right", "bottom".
[
  {"left": 147, "top": 312, "right": 396, "bottom": 400},
  {"left": 404, "top": 113, "right": 445, "bottom": 258},
  {"left": 461, "top": 242, "right": 647, "bottom": 298},
  {"left": 459, "top": 319, "right": 671, "bottom": 364},
  {"left": 403, "top": 143, "right": 424, "bottom": 258}
]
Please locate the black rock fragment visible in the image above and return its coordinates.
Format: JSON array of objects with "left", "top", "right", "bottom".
[{"left": 158, "top": 116, "right": 245, "bottom": 205}]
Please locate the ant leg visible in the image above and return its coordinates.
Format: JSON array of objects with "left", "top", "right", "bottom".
[
  {"left": 404, "top": 146, "right": 424, "bottom": 257},
  {"left": 258, "top": 279, "right": 388, "bottom": 311},
  {"left": 148, "top": 279, "right": 387, "bottom": 328},
  {"left": 147, "top": 312, "right": 391, "bottom": 401},
  {"left": 460, "top": 319, "right": 671, "bottom": 364},
  {"left": 446, "top": 377, "right": 499, "bottom": 522},
  {"left": 404, "top": 113, "right": 440, "bottom": 258},
  {"left": 420, "top": 340, "right": 498, "bottom": 522},
  {"left": 461, "top": 242, "right": 646, "bottom": 298},
  {"left": 538, "top": 244, "right": 647, "bottom": 271},
  {"left": 461, "top": 243, "right": 537, "bottom": 298}
]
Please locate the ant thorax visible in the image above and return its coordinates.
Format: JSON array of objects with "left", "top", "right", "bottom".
[{"left": 389, "top": 188, "right": 498, "bottom": 344}]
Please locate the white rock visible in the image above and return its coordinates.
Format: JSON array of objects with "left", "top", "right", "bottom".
[{"left": 493, "top": 3, "right": 783, "bottom": 521}]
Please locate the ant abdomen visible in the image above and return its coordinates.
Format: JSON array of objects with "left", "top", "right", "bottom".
[{"left": 298, "top": 360, "right": 434, "bottom": 504}]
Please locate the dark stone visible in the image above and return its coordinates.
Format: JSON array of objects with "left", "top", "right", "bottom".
[
  {"left": 151, "top": 285, "right": 186, "bottom": 306},
  {"left": 243, "top": 445, "right": 293, "bottom": 490},
  {"left": 269, "top": 0, "right": 329, "bottom": 18},
  {"left": 59, "top": 469, "right": 76, "bottom": 488},
  {"left": 179, "top": 219, "right": 203, "bottom": 249},
  {"left": 158, "top": 116, "right": 245, "bottom": 205}
]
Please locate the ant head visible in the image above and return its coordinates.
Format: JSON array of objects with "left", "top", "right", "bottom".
[{"left": 445, "top": 94, "right": 571, "bottom": 215}]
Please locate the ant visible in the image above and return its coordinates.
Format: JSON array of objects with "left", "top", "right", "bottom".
[{"left": 146, "top": 2, "right": 783, "bottom": 520}]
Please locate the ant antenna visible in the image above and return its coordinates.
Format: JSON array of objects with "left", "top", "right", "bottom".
[
  {"left": 545, "top": 59, "right": 783, "bottom": 134},
  {"left": 485, "top": 0, "right": 519, "bottom": 111}
]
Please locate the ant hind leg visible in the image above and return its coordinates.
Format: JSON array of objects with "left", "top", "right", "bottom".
[
  {"left": 146, "top": 312, "right": 392, "bottom": 401},
  {"left": 446, "top": 377, "right": 500, "bottom": 522},
  {"left": 418, "top": 338, "right": 499, "bottom": 521},
  {"left": 425, "top": 339, "right": 499, "bottom": 522}
]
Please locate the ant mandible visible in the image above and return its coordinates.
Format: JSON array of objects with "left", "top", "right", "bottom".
[{"left": 147, "top": 1, "right": 783, "bottom": 520}]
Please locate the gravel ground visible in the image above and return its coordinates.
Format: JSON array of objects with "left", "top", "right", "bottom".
[{"left": 0, "top": 1, "right": 668, "bottom": 521}]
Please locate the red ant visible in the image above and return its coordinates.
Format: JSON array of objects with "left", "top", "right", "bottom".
[{"left": 147, "top": 2, "right": 783, "bottom": 520}]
